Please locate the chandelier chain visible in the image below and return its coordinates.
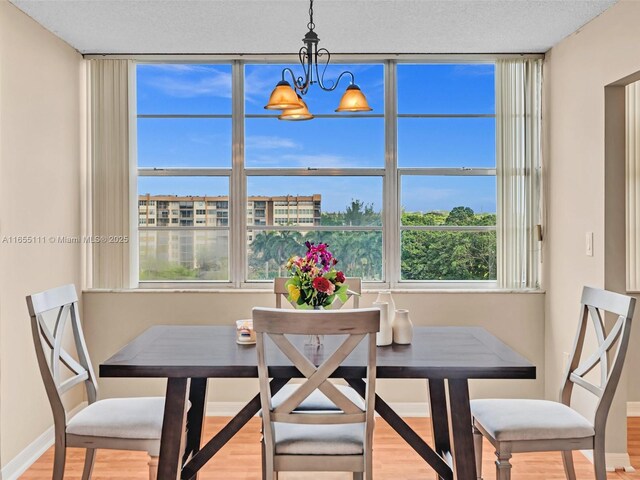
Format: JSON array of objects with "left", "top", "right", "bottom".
[{"left": 308, "top": 0, "right": 315, "bottom": 31}]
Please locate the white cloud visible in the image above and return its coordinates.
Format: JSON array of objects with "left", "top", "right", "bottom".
[
  {"left": 245, "top": 136, "right": 299, "bottom": 150},
  {"left": 140, "top": 65, "right": 232, "bottom": 99}
]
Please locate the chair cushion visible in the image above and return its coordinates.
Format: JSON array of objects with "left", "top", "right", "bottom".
[
  {"left": 271, "top": 384, "right": 365, "bottom": 412},
  {"left": 471, "top": 399, "right": 595, "bottom": 442},
  {"left": 273, "top": 422, "right": 365, "bottom": 455},
  {"left": 67, "top": 397, "right": 165, "bottom": 440}
]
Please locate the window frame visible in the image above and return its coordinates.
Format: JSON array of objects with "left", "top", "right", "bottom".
[{"left": 133, "top": 57, "right": 502, "bottom": 289}]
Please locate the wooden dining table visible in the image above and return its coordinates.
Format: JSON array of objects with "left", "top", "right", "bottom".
[{"left": 100, "top": 325, "right": 535, "bottom": 480}]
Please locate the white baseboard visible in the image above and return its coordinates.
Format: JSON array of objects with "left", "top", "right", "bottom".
[
  {"left": 580, "top": 450, "right": 635, "bottom": 472},
  {"left": 0, "top": 402, "right": 87, "bottom": 480},
  {"left": 205, "top": 401, "right": 430, "bottom": 417},
  {"left": 627, "top": 401, "right": 640, "bottom": 417}
]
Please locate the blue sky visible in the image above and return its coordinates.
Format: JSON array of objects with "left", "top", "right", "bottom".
[{"left": 137, "top": 63, "right": 496, "bottom": 214}]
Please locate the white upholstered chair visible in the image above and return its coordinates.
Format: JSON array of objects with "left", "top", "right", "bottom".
[
  {"left": 471, "top": 286, "right": 636, "bottom": 480},
  {"left": 274, "top": 276, "right": 361, "bottom": 309},
  {"left": 26, "top": 284, "right": 164, "bottom": 480},
  {"left": 254, "top": 307, "right": 379, "bottom": 480}
]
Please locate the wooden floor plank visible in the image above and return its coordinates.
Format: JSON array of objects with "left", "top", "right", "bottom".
[{"left": 19, "top": 417, "right": 640, "bottom": 479}]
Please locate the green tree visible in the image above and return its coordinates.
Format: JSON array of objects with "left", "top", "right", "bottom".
[
  {"left": 321, "top": 199, "right": 381, "bottom": 226},
  {"left": 401, "top": 207, "right": 496, "bottom": 281},
  {"left": 249, "top": 230, "right": 304, "bottom": 279}
]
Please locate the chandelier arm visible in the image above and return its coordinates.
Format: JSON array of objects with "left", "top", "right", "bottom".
[
  {"left": 281, "top": 67, "right": 309, "bottom": 95},
  {"left": 298, "top": 46, "right": 312, "bottom": 94},
  {"left": 318, "top": 68, "right": 355, "bottom": 93}
]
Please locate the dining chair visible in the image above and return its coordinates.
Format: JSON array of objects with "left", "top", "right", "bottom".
[
  {"left": 253, "top": 307, "right": 379, "bottom": 480},
  {"left": 272, "top": 276, "right": 363, "bottom": 409},
  {"left": 274, "top": 276, "right": 361, "bottom": 309},
  {"left": 26, "top": 284, "right": 164, "bottom": 480},
  {"left": 471, "top": 286, "right": 636, "bottom": 480}
]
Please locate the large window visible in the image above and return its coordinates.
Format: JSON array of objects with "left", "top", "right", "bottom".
[
  {"left": 245, "top": 64, "right": 384, "bottom": 282},
  {"left": 397, "top": 64, "right": 496, "bottom": 281},
  {"left": 137, "top": 64, "right": 232, "bottom": 281},
  {"left": 135, "top": 61, "right": 498, "bottom": 286}
]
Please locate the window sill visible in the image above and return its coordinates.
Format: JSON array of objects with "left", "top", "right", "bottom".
[{"left": 84, "top": 287, "right": 544, "bottom": 294}]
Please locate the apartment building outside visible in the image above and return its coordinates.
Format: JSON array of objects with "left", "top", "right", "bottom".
[
  {"left": 138, "top": 194, "right": 321, "bottom": 275},
  {"left": 138, "top": 194, "right": 321, "bottom": 228}
]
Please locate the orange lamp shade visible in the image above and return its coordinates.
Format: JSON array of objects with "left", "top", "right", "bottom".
[
  {"left": 279, "top": 95, "right": 313, "bottom": 121},
  {"left": 264, "top": 81, "right": 301, "bottom": 110},
  {"left": 335, "top": 84, "right": 373, "bottom": 112}
]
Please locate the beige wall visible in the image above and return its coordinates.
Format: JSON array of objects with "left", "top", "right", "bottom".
[
  {"left": 544, "top": 0, "right": 640, "bottom": 457},
  {"left": 83, "top": 291, "right": 545, "bottom": 405},
  {"left": 0, "top": 1, "right": 84, "bottom": 468}
]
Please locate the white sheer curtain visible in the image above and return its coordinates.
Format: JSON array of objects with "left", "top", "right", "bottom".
[
  {"left": 88, "top": 59, "right": 132, "bottom": 288},
  {"left": 496, "top": 58, "right": 543, "bottom": 289},
  {"left": 626, "top": 81, "right": 640, "bottom": 292}
]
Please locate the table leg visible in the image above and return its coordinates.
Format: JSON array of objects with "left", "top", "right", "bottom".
[
  {"left": 428, "top": 379, "right": 452, "bottom": 478},
  {"left": 158, "top": 378, "right": 191, "bottom": 480},
  {"left": 181, "top": 378, "right": 289, "bottom": 479},
  {"left": 447, "top": 379, "right": 476, "bottom": 480},
  {"left": 182, "top": 378, "right": 208, "bottom": 479},
  {"left": 346, "top": 379, "right": 453, "bottom": 480}
]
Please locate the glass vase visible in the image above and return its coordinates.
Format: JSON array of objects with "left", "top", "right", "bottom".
[{"left": 305, "top": 305, "right": 324, "bottom": 347}]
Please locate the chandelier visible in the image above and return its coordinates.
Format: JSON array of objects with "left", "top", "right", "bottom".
[{"left": 264, "top": 0, "right": 373, "bottom": 121}]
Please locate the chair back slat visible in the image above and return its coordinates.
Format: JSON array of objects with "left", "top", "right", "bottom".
[
  {"left": 561, "top": 287, "right": 635, "bottom": 435},
  {"left": 273, "top": 277, "right": 361, "bottom": 309},
  {"left": 270, "top": 412, "right": 367, "bottom": 424},
  {"left": 269, "top": 332, "right": 366, "bottom": 416},
  {"left": 28, "top": 284, "right": 79, "bottom": 315},
  {"left": 26, "top": 284, "right": 99, "bottom": 428},
  {"left": 58, "top": 371, "right": 90, "bottom": 395},
  {"left": 51, "top": 304, "right": 71, "bottom": 385},
  {"left": 569, "top": 373, "right": 604, "bottom": 397},
  {"left": 582, "top": 286, "right": 633, "bottom": 317},
  {"left": 254, "top": 307, "right": 379, "bottom": 459},
  {"left": 37, "top": 315, "right": 86, "bottom": 376},
  {"left": 254, "top": 307, "right": 378, "bottom": 335}
]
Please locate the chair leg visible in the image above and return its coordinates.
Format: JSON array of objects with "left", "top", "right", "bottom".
[
  {"left": 52, "top": 442, "right": 66, "bottom": 480},
  {"left": 261, "top": 438, "right": 266, "bottom": 480},
  {"left": 365, "top": 447, "right": 373, "bottom": 480},
  {"left": 494, "top": 443, "right": 512, "bottom": 480},
  {"left": 148, "top": 455, "right": 158, "bottom": 480},
  {"left": 561, "top": 450, "right": 577, "bottom": 480},
  {"left": 263, "top": 450, "right": 275, "bottom": 480},
  {"left": 81, "top": 448, "right": 96, "bottom": 480},
  {"left": 593, "top": 441, "right": 607, "bottom": 480},
  {"left": 473, "top": 426, "right": 483, "bottom": 480}
]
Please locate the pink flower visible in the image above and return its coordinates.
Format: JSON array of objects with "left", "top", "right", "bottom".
[{"left": 312, "top": 277, "right": 335, "bottom": 294}]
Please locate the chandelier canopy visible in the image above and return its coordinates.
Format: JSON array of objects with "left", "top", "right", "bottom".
[{"left": 264, "top": 0, "right": 373, "bottom": 120}]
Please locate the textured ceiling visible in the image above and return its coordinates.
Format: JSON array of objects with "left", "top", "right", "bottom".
[{"left": 10, "top": 0, "right": 619, "bottom": 55}]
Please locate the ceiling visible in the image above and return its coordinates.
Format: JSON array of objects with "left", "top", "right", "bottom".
[{"left": 10, "top": 0, "right": 619, "bottom": 55}]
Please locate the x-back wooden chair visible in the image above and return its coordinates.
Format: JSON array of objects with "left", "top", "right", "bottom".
[
  {"left": 254, "top": 307, "right": 379, "bottom": 480},
  {"left": 471, "top": 286, "right": 636, "bottom": 480},
  {"left": 27, "top": 284, "right": 164, "bottom": 480},
  {"left": 274, "top": 277, "right": 361, "bottom": 309}
]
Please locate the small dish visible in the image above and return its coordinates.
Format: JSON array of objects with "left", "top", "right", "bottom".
[{"left": 236, "top": 319, "right": 256, "bottom": 345}]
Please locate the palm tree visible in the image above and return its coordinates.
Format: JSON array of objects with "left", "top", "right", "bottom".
[{"left": 250, "top": 230, "right": 304, "bottom": 278}]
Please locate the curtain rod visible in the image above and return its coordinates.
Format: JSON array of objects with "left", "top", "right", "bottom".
[{"left": 83, "top": 52, "right": 545, "bottom": 61}]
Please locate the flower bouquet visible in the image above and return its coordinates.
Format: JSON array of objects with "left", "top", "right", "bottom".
[{"left": 284, "top": 241, "right": 348, "bottom": 310}]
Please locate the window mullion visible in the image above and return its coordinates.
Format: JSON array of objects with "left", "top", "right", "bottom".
[
  {"left": 231, "top": 61, "right": 246, "bottom": 287},
  {"left": 384, "top": 60, "right": 399, "bottom": 287}
]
